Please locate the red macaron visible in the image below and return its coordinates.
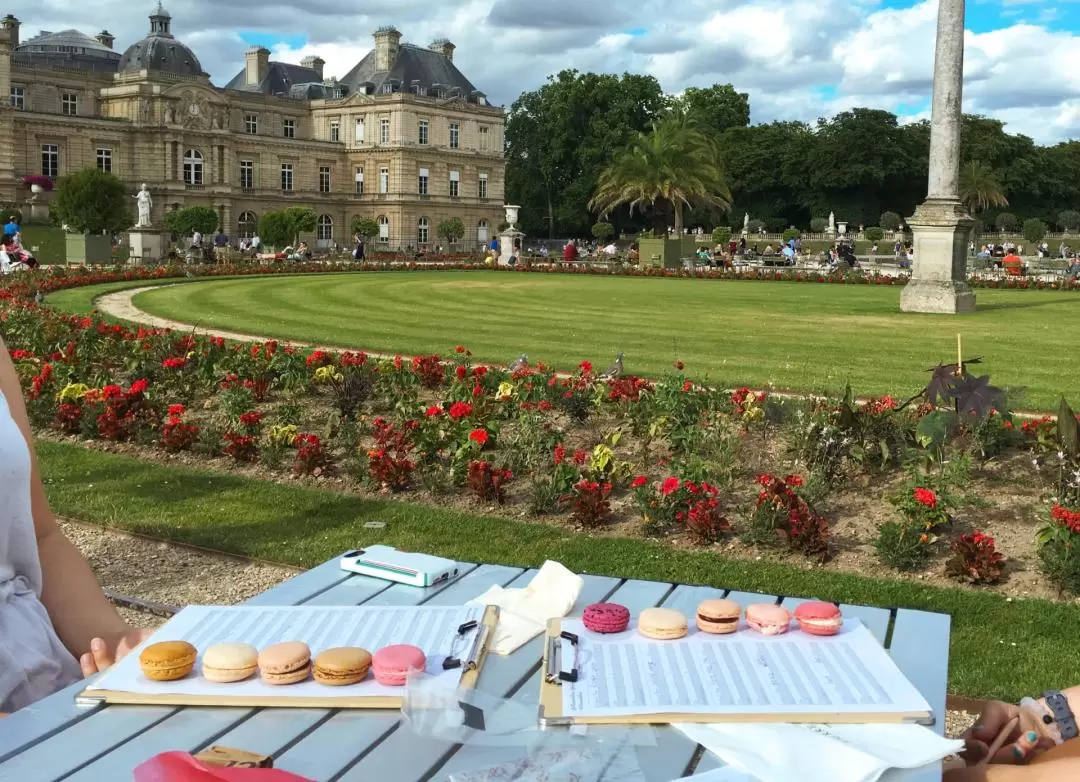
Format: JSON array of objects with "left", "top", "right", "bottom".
[
  {"left": 583, "top": 602, "right": 631, "bottom": 634},
  {"left": 793, "top": 601, "right": 843, "bottom": 636}
]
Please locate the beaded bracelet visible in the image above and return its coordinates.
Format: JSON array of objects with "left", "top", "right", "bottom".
[{"left": 1020, "top": 696, "right": 1064, "bottom": 745}]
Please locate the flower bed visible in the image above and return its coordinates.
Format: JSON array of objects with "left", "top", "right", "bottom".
[{"left": 5, "top": 263, "right": 1080, "bottom": 599}]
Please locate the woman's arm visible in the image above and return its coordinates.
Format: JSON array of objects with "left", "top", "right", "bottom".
[{"left": 0, "top": 340, "right": 130, "bottom": 659}]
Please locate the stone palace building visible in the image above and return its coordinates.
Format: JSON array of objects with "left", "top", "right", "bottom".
[{"left": 0, "top": 4, "right": 506, "bottom": 249}]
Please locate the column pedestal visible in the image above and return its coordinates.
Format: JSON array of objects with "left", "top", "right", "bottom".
[
  {"left": 900, "top": 198, "right": 975, "bottom": 314},
  {"left": 128, "top": 227, "right": 170, "bottom": 265}
]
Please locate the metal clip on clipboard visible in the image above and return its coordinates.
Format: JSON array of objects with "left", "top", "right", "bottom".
[
  {"left": 442, "top": 620, "right": 488, "bottom": 672},
  {"left": 544, "top": 631, "right": 579, "bottom": 684}
]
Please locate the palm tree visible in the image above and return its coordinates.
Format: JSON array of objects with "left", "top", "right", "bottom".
[
  {"left": 959, "top": 161, "right": 1008, "bottom": 214},
  {"left": 589, "top": 115, "right": 732, "bottom": 236}
]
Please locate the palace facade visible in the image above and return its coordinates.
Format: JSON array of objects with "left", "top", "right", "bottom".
[{"left": 0, "top": 4, "right": 506, "bottom": 249}]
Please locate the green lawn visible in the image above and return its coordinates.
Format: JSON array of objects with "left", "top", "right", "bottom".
[
  {"left": 36, "top": 440, "right": 1080, "bottom": 702},
  {"left": 124, "top": 271, "right": 1079, "bottom": 409}
]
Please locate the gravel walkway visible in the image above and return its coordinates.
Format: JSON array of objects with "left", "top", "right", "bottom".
[{"left": 59, "top": 519, "right": 296, "bottom": 629}]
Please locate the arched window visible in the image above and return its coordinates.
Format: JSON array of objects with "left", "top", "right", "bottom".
[
  {"left": 237, "top": 211, "right": 258, "bottom": 238},
  {"left": 316, "top": 214, "right": 334, "bottom": 244},
  {"left": 477, "top": 219, "right": 488, "bottom": 243},
  {"left": 183, "top": 149, "right": 203, "bottom": 186},
  {"left": 377, "top": 215, "right": 389, "bottom": 243},
  {"left": 417, "top": 216, "right": 429, "bottom": 245}
]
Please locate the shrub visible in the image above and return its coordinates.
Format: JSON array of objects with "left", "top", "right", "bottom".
[
  {"left": 1058, "top": 210, "right": 1080, "bottom": 231},
  {"left": 810, "top": 217, "right": 828, "bottom": 234},
  {"left": 591, "top": 221, "right": 614, "bottom": 242},
  {"left": 1038, "top": 504, "right": 1080, "bottom": 594},
  {"left": 880, "top": 211, "right": 902, "bottom": 231},
  {"left": 466, "top": 460, "right": 513, "bottom": 504},
  {"left": 564, "top": 479, "right": 612, "bottom": 527},
  {"left": 685, "top": 497, "right": 730, "bottom": 545},
  {"left": 782, "top": 228, "right": 801, "bottom": 242},
  {"left": 746, "top": 218, "right": 764, "bottom": 234},
  {"left": 165, "top": 206, "right": 219, "bottom": 238},
  {"left": 367, "top": 448, "right": 414, "bottom": 492},
  {"left": 945, "top": 531, "right": 1005, "bottom": 585},
  {"left": 875, "top": 520, "right": 932, "bottom": 571},
  {"left": 223, "top": 432, "right": 258, "bottom": 461},
  {"left": 994, "top": 212, "right": 1018, "bottom": 232},
  {"left": 865, "top": 226, "right": 884, "bottom": 242},
  {"left": 764, "top": 217, "right": 786, "bottom": 233},
  {"left": 1023, "top": 218, "right": 1047, "bottom": 245},
  {"left": 888, "top": 483, "right": 951, "bottom": 532},
  {"left": 52, "top": 168, "right": 133, "bottom": 235},
  {"left": 161, "top": 404, "right": 199, "bottom": 453},
  {"left": 257, "top": 211, "right": 294, "bottom": 248},
  {"left": 438, "top": 217, "right": 465, "bottom": 245},
  {"left": 745, "top": 474, "right": 830, "bottom": 559},
  {"left": 711, "top": 226, "right": 731, "bottom": 246},
  {"left": 293, "top": 433, "right": 330, "bottom": 475},
  {"left": 411, "top": 354, "right": 445, "bottom": 389}
]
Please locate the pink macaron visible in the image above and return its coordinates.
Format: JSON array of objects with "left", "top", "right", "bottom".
[
  {"left": 371, "top": 644, "right": 426, "bottom": 686},
  {"left": 583, "top": 603, "right": 631, "bottom": 634},
  {"left": 794, "top": 601, "right": 843, "bottom": 636},
  {"left": 745, "top": 604, "right": 792, "bottom": 636}
]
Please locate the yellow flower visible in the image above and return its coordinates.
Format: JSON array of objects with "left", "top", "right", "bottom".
[
  {"left": 266, "top": 424, "right": 299, "bottom": 448},
  {"left": 56, "top": 383, "right": 90, "bottom": 403},
  {"left": 313, "top": 365, "right": 342, "bottom": 384},
  {"left": 495, "top": 381, "right": 515, "bottom": 401}
]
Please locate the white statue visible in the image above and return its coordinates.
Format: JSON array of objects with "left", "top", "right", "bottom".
[
  {"left": 743, "top": 212, "right": 749, "bottom": 230},
  {"left": 134, "top": 183, "right": 153, "bottom": 228},
  {"left": 828, "top": 211, "right": 835, "bottom": 232}
]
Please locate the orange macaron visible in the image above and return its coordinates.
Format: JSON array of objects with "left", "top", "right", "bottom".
[{"left": 139, "top": 640, "right": 198, "bottom": 682}]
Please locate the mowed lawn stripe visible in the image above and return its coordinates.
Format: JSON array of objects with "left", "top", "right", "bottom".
[{"left": 110, "top": 271, "right": 1080, "bottom": 408}]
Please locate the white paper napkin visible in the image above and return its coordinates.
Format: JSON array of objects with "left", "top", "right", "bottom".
[
  {"left": 673, "top": 723, "right": 961, "bottom": 782},
  {"left": 468, "top": 561, "right": 584, "bottom": 654}
]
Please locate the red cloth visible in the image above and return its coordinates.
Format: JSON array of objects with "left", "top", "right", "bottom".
[
  {"left": 562, "top": 243, "right": 577, "bottom": 262},
  {"left": 134, "top": 752, "right": 314, "bottom": 782}
]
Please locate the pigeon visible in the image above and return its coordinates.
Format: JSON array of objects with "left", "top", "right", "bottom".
[
  {"left": 33, "top": 291, "right": 44, "bottom": 305},
  {"left": 508, "top": 353, "right": 528, "bottom": 372},
  {"left": 185, "top": 270, "right": 195, "bottom": 278},
  {"left": 599, "top": 352, "right": 624, "bottom": 380}
]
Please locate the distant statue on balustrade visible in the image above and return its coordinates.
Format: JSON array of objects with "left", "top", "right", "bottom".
[{"left": 134, "top": 184, "right": 153, "bottom": 228}]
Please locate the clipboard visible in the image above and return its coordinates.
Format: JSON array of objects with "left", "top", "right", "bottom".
[
  {"left": 538, "top": 618, "right": 934, "bottom": 727},
  {"left": 78, "top": 605, "right": 498, "bottom": 710}
]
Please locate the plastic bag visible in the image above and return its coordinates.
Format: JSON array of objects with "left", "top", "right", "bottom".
[{"left": 133, "top": 752, "right": 314, "bottom": 782}]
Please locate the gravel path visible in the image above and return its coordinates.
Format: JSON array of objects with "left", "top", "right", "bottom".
[{"left": 59, "top": 518, "right": 297, "bottom": 629}]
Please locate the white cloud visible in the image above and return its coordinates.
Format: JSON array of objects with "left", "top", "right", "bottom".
[{"left": 8, "top": 0, "right": 1080, "bottom": 142}]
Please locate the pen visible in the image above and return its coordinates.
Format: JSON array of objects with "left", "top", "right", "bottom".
[{"left": 980, "top": 716, "right": 1020, "bottom": 766}]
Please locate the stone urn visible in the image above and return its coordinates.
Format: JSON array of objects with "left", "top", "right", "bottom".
[
  {"left": 30, "top": 183, "right": 43, "bottom": 197},
  {"left": 504, "top": 204, "right": 520, "bottom": 229}
]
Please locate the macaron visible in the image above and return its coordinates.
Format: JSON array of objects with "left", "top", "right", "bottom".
[
  {"left": 583, "top": 602, "right": 631, "bottom": 634},
  {"left": 313, "top": 647, "right": 373, "bottom": 686},
  {"left": 745, "top": 604, "right": 792, "bottom": 636},
  {"left": 696, "top": 599, "right": 742, "bottom": 634},
  {"left": 139, "top": 640, "right": 197, "bottom": 682},
  {"left": 201, "top": 642, "right": 258, "bottom": 683},
  {"left": 637, "top": 607, "right": 688, "bottom": 640},
  {"left": 793, "top": 601, "right": 843, "bottom": 636},
  {"left": 371, "top": 644, "right": 426, "bottom": 686},
  {"left": 258, "top": 641, "right": 312, "bottom": 685}
]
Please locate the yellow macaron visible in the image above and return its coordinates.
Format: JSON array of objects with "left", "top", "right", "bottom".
[{"left": 139, "top": 640, "right": 198, "bottom": 682}]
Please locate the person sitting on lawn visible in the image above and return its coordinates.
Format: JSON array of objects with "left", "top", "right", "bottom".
[
  {"left": 945, "top": 690, "right": 1080, "bottom": 780},
  {"left": 0, "top": 341, "right": 153, "bottom": 715},
  {"left": 1003, "top": 249, "right": 1024, "bottom": 277}
]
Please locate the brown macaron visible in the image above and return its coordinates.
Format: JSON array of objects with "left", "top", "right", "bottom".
[
  {"left": 258, "top": 641, "right": 312, "bottom": 685},
  {"left": 312, "top": 647, "right": 372, "bottom": 686},
  {"left": 139, "top": 640, "right": 198, "bottom": 681},
  {"left": 696, "top": 599, "right": 742, "bottom": 634}
]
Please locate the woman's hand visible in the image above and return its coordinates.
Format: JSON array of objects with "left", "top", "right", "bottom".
[
  {"left": 961, "top": 700, "right": 1057, "bottom": 765},
  {"left": 79, "top": 628, "right": 155, "bottom": 677}
]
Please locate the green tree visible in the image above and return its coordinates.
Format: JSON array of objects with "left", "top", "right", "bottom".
[
  {"left": 782, "top": 228, "right": 801, "bottom": 242},
  {"left": 437, "top": 217, "right": 465, "bottom": 245},
  {"left": 53, "top": 168, "right": 133, "bottom": 234},
  {"left": 1023, "top": 218, "right": 1047, "bottom": 245},
  {"left": 281, "top": 206, "right": 317, "bottom": 245},
  {"left": 591, "top": 221, "right": 614, "bottom": 241},
  {"left": 880, "top": 211, "right": 903, "bottom": 231},
  {"left": 669, "top": 84, "right": 750, "bottom": 135},
  {"left": 589, "top": 115, "right": 732, "bottom": 237},
  {"left": 994, "top": 212, "right": 1018, "bottom": 232},
  {"left": 810, "top": 217, "right": 828, "bottom": 233},
  {"left": 959, "top": 161, "right": 1008, "bottom": 214},
  {"left": 165, "top": 206, "right": 219, "bottom": 238},
  {"left": 865, "top": 226, "right": 884, "bottom": 242},
  {"left": 1058, "top": 210, "right": 1080, "bottom": 231},
  {"left": 505, "top": 70, "right": 667, "bottom": 237},
  {"left": 258, "top": 211, "right": 293, "bottom": 249},
  {"left": 711, "top": 226, "right": 731, "bottom": 246},
  {"left": 350, "top": 217, "right": 380, "bottom": 238}
]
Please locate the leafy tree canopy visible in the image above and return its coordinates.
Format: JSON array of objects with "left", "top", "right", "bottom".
[
  {"left": 53, "top": 168, "right": 133, "bottom": 235},
  {"left": 351, "top": 217, "right": 380, "bottom": 238},
  {"left": 437, "top": 217, "right": 465, "bottom": 243},
  {"left": 591, "top": 221, "right": 614, "bottom": 241},
  {"left": 668, "top": 84, "right": 750, "bottom": 135},
  {"left": 165, "top": 206, "right": 218, "bottom": 237},
  {"left": 258, "top": 212, "right": 293, "bottom": 248}
]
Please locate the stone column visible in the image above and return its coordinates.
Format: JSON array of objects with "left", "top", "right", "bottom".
[{"left": 900, "top": 0, "right": 975, "bottom": 314}]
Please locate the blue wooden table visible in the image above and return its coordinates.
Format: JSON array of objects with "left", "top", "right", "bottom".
[{"left": 0, "top": 558, "right": 951, "bottom": 781}]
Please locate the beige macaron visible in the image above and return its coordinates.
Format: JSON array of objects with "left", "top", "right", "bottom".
[
  {"left": 202, "top": 642, "right": 259, "bottom": 683},
  {"left": 637, "top": 607, "right": 689, "bottom": 640}
]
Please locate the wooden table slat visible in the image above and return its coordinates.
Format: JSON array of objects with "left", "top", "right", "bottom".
[
  {"left": 888, "top": 609, "right": 951, "bottom": 736},
  {"left": 333, "top": 573, "right": 622, "bottom": 782},
  {"left": 779, "top": 597, "right": 893, "bottom": 647},
  {"left": 0, "top": 680, "right": 100, "bottom": 765},
  {"left": 721, "top": 590, "right": 781, "bottom": 608}
]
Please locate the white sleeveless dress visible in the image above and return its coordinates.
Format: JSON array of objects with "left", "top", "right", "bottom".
[{"left": 0, "top": 390, "right": 81, "bottom": 712}]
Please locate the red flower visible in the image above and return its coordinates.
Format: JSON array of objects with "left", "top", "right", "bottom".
[
  {"left": 473, "top": 365, "right": 488, "bottom": 378},
  {"left": 661, "top": 477, "right": 681, "bottom": 497},
  {"left": 455, "top": 365, "right": 467, "bottom": 380},
  {"left": 426, "top": 404, "right": 443, "bottom": 417},
  {"left": 631, "top": 475, "right": 648, "bottom": 488},
  {"left": 162, "top": 357, "right": 186, "bottom": 369},
  {"left": 554, "top": 444, "right": 566, "bottom": 465},
  {"left": 538, "top": 400, "right": 552, "bottom": 411},
  {"left": 455, "top": 345, "right": 466, "bottom": 353},
  {"left": 128, "top": 379, "right": 149, "bottom": 395},
  {"left": 785, "top": 474, "right": 804, "bottom": 487},
  {"left": 572, "top": 449, "right": 588, "bottom": 466},
  {"left": 579, "top": 360, "right": 593, "bottom": 375},
  {"left": 167, "top": 404, "right": 186, "bottom": 416},
  {"left": 239, "top": 410, "right": 264, "bottom": 427},
  {"left": 469, "top": 428, "right": 489, "bottom": 446},
  {"left": 448, "top": 401, "right": 473, "bottom": 420},
  {"left": 682, "top": 380, "right": 693, "bottom": 393},
  {"left": 914, "top": 487, "right": 937, "bottom": 509}
]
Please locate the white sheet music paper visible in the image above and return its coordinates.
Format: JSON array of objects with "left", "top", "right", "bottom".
[
  {"left": 559, "top": 618, "right": 931, "bottom": 719},
  {"left": 86, "top": 604, "right": 485, "bottom": 700}
]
